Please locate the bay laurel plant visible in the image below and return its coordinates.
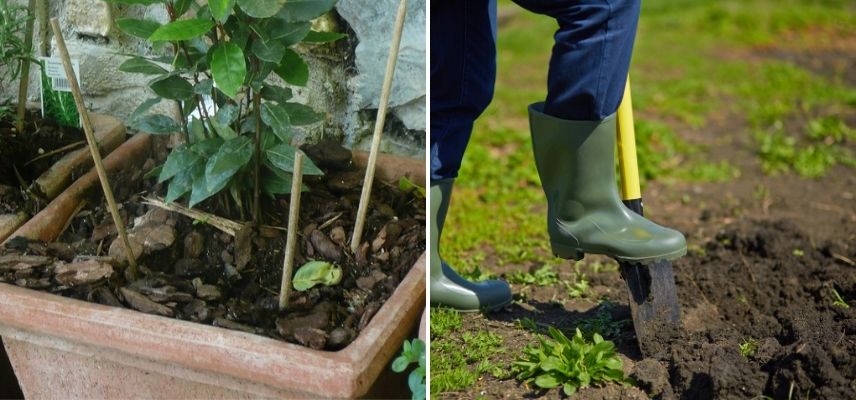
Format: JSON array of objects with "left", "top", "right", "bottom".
[{"left": 107, "top": 0, "right": 343, "bottom": 222}]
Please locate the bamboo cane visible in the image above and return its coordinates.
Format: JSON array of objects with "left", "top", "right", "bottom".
[
  {"left": 279, "top": 152, "right": 304, "bottom": 310},
  {"left": 49, "top": 18, "right": 138, "bottom": 277},
  {"left": 350, "top": 0, "right": 408, "bottom": 254}
]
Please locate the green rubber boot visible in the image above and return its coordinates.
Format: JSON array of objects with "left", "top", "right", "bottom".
[
  {"left": 528, "top": 103, "right": 686, "bottom": 263},
  {"left": 430, "top": 179, "right": 512, "bottom": 311}
]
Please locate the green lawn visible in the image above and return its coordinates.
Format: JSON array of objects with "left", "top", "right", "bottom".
[{"left": 432, "top": 0, "right": 856, "bottom": 397}]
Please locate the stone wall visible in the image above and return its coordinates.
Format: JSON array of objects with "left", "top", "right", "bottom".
[{"left": 0, "top": 0, "right": 425, "bottom": 158}]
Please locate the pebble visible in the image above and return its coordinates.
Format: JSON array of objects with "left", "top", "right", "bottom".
[
  {"left": 276, "top": 302, "right": 332, "bottom": 337},
  {"left": 310, "top": 229, "right": 342, "bottom": 262},
  {"left": 293, "top": 327, "right": 327, "bottom": 350},
  {"left": 174, "top": 258, "right": 204, "bottom": 277},
  {"left": 327, "top": 327, "right": 352, "bottom": 349}
]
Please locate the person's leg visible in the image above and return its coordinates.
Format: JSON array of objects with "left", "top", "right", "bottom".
[
  {"left": 514, "top": 0, "right": 687, "bottom": 263},
  {"left": 430, "top": 0, "right": 511, "bottom": 311},
  {"left": 511, "top": 0, "right": 640, "bottom": 120}
]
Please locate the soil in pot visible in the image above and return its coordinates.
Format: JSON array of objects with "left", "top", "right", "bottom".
[
  {"left": 0, "top": 111, "right": 85, "bottom": 215},
  {"left": 0, "top": 141, "right": 426, "bottom": 351}
]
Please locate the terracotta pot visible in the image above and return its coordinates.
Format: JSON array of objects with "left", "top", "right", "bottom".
[
  {"left": 0, "top": 150, "right": 426, "bottom": 399},
  {"left": 0, "top": 113, "right": 126, "bottom": 244}
]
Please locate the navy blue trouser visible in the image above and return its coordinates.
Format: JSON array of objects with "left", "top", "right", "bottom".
[{"left": 430, "top": 0, "right": 642, "bottom": 182}]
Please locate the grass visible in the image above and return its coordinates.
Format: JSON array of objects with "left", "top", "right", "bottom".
[
  {"left": 433, "top": 0, "right": 855, "bottom": 397},
  {"left": 739, "top": 338, "right": 759, "bottom": 357}
]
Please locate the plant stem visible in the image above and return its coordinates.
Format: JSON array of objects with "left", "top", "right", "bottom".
[
  {"left": 279, "top": 152, "right": 304, "bottom": 310},
  {"left": 15, "top": 0, "right": 36, "bottom": 134},
  {"left": 49, "top": 18, "right": 138, "bottom": 278},
  {"left": 252, "top": 90, "right": 262, "bottom": 225}
]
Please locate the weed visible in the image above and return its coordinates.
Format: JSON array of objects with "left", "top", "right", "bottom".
[
  {"left": 430, "top": 307, "right": 462, "bottom": 337},
  {"left": 517, "top": 317, "right": 539, "bottom": 332},
  {"left": 739, "top": 338, "right": 759, "bottom": 357},
  {"left": 431, "top": 329, "right": 506, "bottom": 395},
  {"left": 458, "top": 264, "right": 496, "bottom": 283},
  {"left": 392, "top": 339, "right": 426, "bottom": 400},
  {"left": 564, "top": 274, "right": 590, "bottom": 299},
  {"left": 792, "top": 249, "right": 804, "bottom": 257},
  {"left": 508, "top": 265, "right": 560, "bottom": 286},
  {"left": 577, "top": 306, "right": 631, "bottom": 340},
  {"left": 513, "top": 327, "right": 630, "bottom": 396},
  {"left": 831, "top": 288, "right": 850, "bottom": 309}
]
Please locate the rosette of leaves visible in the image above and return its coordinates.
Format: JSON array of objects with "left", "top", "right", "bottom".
[
  {"left": 107, "top": 0, "right": 345, "bottom": 218},
  {"left": 513, "top": 327, "right": 629, "bottom": 396},
  {"left": 392, "top": 339, "right": 426, "bottom": 400}
]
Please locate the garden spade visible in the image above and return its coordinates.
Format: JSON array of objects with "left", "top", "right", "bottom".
[{"left": 615, "top": 78, "right": 682, "bottom": 355}]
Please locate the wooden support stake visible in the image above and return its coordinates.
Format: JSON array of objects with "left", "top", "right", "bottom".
[
  {"left": 49, "top": 18, "right": 138, "bottom": 277},
  {"left": 279, "top": 152, "right": 304, "bottom": 310},
  {"left": 350, "top": 0, "right": 408, "bottom": 254}
]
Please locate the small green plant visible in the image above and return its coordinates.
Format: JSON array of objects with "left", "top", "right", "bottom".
[
  {"left": 292, "top": 261, "right": 341, "bottom": 291},
  {"left": 564, "top": 273, "right": 590, "bottom": 298},
  {"left": 739, "top": 338, "right": 758, "bottom": 357},
  {"left": 508, "top": 264, "right": 560, "bottom": 286},
  {"left": 392, "top": 339, "right": 426, "bottom": 400},
  {"left": 831, "top": 287, "right": 850, "bottom": 309},
  {"left": 107, "top": 0, "right": 343, "bottom": 222},
  {"left": 577, "top": 305, "right": 631, "bottom": 340},
  {"left": 0, "top": 0, "right": 30, "bottom": 83},
  {"left": 39, "top": 62, "right": 80, "bottom": 128},
  {"left": 517, "top": 317, "right": 539, "bottom": 332},
  {"left": 430, "top": 307, "right": 462, "bottom": 337},
  {"left": 514, "top": 327, "right": 629, "bottom": 396}
]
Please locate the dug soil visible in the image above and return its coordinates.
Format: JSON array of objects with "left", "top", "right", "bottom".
[
  {"left": 0, "top": 141, "right": 425, "bottom": 351},
  {"left": 0, "top": 111, "right": 85, "bottom": 214}
]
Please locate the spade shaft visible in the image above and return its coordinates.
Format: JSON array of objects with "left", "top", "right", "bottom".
[{"left": 616, "top": 77, "right": 681, "bottom": 355}]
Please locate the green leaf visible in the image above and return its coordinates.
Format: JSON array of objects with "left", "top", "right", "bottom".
[
  {"left": 194, "top": 79, "right": 214, "bottom": 95},
  {"left": 102, "top": 0, "right": 165, "bottom": 4},
  {"left": 208, "top": 0, "right": 236, "bottom": 22},
  {"left": 215, "top": 103, "right": 240, "bottom": 127},
  {"left": 204, "top": 136, "right": 253, "bottom": 193},
  {"left": 165, "top": 169, "right": 194, "bottom": 202},
  {"left": 150, "top": 75, "right": 194, "bottom": 100},
  {"left": 189, "top": 117, "right": 206, "bottom": 142},
  {"left": 562, "top": 384, "right": 577, "bottom": 396},
  {"left": 281, "top": 102, "right": 323, "bottom": 125},
  {"left": 209, "top": 119, "right": 238, "bottom": 140},
  {"left": 262, "top": 19, "right": 310, "bottom": 46},
  {"left": 292, "top": 261, "right": 342, "bottom": 291},
  {"left": 128, "top": 97, "right": 161, "bottom": 123},
  {"left": 391, "top": 356, "right": 409, "bottom": 373},
  {"left": 277, "top": 0, "right": 337, "bottom": 22},
  {"left": 274, "top": 49, "right": 308, "bottom": 86},
  {"left": 261, "top": 102, "right": 291, "bottom": 142},
  {"left": 132, "top": 114, "right": 180, "bottom": 134},
  {"left": 191, "top": 137, "right": 225, "bottom": 157},
  {"left": 237, "top": 0, "right": 286, "bottom": 18},
  {"left": 209, "top": 42, "right": 246, "bottom": 99},
  {"left": 303, "top": 31, "right": 346, "bottom": 43},
  {"left": 115, "top": 18, "right": 161, "bottom": 39},
  {"left": 534, "top": 373, "right": 561, "bottom": 389},
  {"left": 188, "top": 163, "right": 216, "bottom": 207},
  {"left": 261, "top": 168, "right": 294, "bottom": 196},
  {"left": 260, "top": 85, "right": 292, "bottom": 103},
  {"left": 266, "top": 143, "right": 324, "bottom": 176},
  {"left": 119, "top": 57, "right": 167, "bottom": 75},
  {"left": 149, "top": 19, "right": 214, "bottom": 41},
  {"left": 173, "top": 0, "right": 193, "bottom": 16},
  {"left": 252, "top": 37, "right": 286, "bottom": 64},
  {"left": 159, "top": 145, "right": 200, "bottom": 182}
]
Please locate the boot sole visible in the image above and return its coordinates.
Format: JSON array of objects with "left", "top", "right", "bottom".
[
  {"left": 551, "top": 242, "right": 687, "bottom": 265},
  {"left": 431, "top": 297, "right": 513, "bottom": 314}
]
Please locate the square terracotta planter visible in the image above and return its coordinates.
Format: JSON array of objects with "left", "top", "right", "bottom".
[{"left": 0, "top": 141, "right": 426, "bottom": 399}]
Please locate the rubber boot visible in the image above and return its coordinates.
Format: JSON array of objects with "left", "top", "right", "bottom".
[
  {"left": 528, "top": 103, "right": 686, "bottom": 263},
  {"left": 430, "top": 179, "right": 512, "bottom": 311}
]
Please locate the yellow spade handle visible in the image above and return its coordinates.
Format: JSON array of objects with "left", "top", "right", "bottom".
[{"left": 616, "top": 77, "right": 642, "bottom": 201}]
